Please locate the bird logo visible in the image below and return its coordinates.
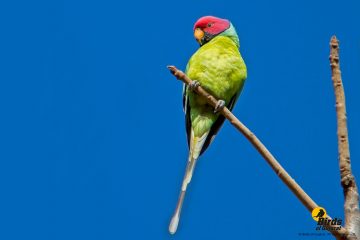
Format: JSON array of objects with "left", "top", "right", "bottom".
[{"left": 312, "top": 207, "right": 327, "bottom": 221}]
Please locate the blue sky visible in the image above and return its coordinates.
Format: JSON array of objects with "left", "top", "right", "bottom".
[{"left": 0, "top": 0, "right": 359, "bottom": 239}]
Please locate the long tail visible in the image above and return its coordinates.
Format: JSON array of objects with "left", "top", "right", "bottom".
[{"left": 169, "top": 131, "right": 209, "bottom": 234}]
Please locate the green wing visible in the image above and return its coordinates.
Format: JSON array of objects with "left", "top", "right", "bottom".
[
  {"left": 199, "top": 90, "right": 240, "bottom": 155},
  {"left": 183, "top": 84, "right": 242, "bottom": 155}
]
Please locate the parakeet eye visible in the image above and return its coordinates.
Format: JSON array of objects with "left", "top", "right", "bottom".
[{"left": 207, "top": 23, "right": 213, "bottom": 27}]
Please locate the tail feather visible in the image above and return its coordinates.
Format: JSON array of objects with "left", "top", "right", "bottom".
[
  {"left": 169, "top": 130, "right": 209, "bottom": 234},
  {"left": 182, "top": 130, "right": 208, "bottom": 191}
]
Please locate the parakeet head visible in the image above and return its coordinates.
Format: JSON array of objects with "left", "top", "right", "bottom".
[{"left": 193, "top": 16, "right": 239, "bottom": 48}]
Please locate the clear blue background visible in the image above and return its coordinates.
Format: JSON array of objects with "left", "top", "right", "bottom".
[{"left": 0, "top": 0, "right": 359, "bottom": 239}]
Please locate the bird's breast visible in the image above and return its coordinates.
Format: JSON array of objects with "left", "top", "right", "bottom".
[{"left": 187, "top": 38, "right": 246, "bottom": 102}]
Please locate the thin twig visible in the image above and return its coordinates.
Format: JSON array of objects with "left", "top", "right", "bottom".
[
  {"left": 330, "top": 36, "right": 360, "bottom": 240},
  {"left": 167, "top": 65, "right": 350, "bottom": 239}
]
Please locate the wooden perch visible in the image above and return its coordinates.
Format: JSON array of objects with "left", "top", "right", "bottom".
[
  {"left": 167, "top": 65, "right": 350, "bottom": 239},
  {"left": 330, "top": 36, "right": 360, "bottom": 239}
]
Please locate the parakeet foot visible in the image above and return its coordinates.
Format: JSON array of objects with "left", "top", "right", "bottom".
[
  {"left": 214, "top": 100, "right": 225, "bottom": 113},
  {"left": 189, "top": 80, "right": 200, "bottom": 91}
]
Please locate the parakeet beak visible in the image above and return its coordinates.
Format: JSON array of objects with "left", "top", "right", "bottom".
[{"left": 194, "top": 28, "right": 205, "bottom": 44}]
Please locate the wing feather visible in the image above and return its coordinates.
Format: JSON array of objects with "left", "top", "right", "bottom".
[
  {"left": 199, "top": 92, "right": 240, "bottom": 155},
  {"left": 183, "top": 84, "right": 191, "bottom": 148},
  {"left": 183, "top": 86, "right": 241, "bottom": 153}
]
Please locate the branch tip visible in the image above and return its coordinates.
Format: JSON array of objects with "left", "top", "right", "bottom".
[
  {"left": 167, "top": 65, "right": 176, "bottom": 74},
  {"left": 331, "top": 36, "right": 339, "bottom": 48}
]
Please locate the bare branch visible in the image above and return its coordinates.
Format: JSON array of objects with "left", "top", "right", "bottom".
[
  {"left": 168, "top": 65, "right": 350, "bottom": 239},
  {"left": 330, "top": 36, "right": 360, "bottom": 239}
]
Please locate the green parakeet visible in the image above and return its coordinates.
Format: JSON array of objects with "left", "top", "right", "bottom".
[{"left": 169, "top": 16, "right": 247, "bottom": 234}]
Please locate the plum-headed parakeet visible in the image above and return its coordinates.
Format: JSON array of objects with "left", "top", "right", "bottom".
[{"left": 169, "top": 16, "right": 247, "bottom": 234}]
